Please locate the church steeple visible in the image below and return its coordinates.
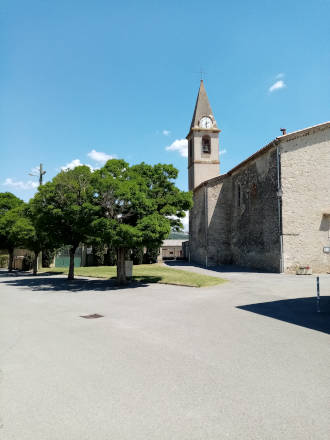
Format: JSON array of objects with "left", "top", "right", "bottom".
[
  {"left": 187, "top": 81, "right": 220, "bottom": 191},
  {"left": 190, "top": 80, "right": 218, "bottom": 130}
]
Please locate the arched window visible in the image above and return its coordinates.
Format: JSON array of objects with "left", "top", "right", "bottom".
[{"left": 202, "top": 135, "right": 211, "bottom": 154}]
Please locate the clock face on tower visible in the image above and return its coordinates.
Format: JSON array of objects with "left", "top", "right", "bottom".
[{"left": 199, "top": 116, "right": 212, "bottom": 129}]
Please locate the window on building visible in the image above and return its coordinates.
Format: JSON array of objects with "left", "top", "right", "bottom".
[
  {"left": 237, "top": 184, "right": 241, "bottom": 207},
  {"left": 202, "top": 136, "right": 211, "bottom": 154},
  {"left": 189, "top": 139, "right": 193, "bottom": 158}
]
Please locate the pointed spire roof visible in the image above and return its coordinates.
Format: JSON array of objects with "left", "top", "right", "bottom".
[{"left": 190, "top": 80, "right": 218, "bottom": 129}]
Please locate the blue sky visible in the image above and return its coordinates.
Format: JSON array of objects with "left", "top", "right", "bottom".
[{"left": 1, "top": 0, "right": 330, "bottom": 207}]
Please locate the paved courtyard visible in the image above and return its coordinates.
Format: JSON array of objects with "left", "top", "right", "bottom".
[{"left": 0, "top": 266, "right": 330, "bottom": 439}]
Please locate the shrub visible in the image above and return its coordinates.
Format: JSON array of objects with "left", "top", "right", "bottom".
[
  {"left": 42, "top": 249, "right": 56, "bottom": 268},
  {"left": 22, "top": 254, "right": 33, "bottom": 271},
  {"left": 131, "top": 247, "right": 144, "bottom": 265},
  {"left": 144, "top": 247, "right": 159, "bottom": 264},
  {"left": 92, "top": 244, "right": 105, "bottom": 266},
  {"left": 0, "top": 255, "right": 9, "bottom": 268},
  {"left": 104, "top": 246, "right": 117, "bottom": 266}
]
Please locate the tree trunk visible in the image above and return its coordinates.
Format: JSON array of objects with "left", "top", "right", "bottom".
[
  {"left": 32, "top": 251, "right": 38, "bottom": 275},
  {"left": 68, "top": 246, "right": 77, "bottom": 280},
  {"left": 8, "top": 249, "right": 14, "bottom": 272},
  {"left": 116, "top": 248, "right": 127, "bottom": 285}
]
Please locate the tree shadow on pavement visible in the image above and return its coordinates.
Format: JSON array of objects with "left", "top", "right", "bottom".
[
  {"left": 237, "top": 296, "right": 330, "bottom": 335},
  {"left": 0, "top": 269, "right": 32, "bottom": 278},
  {"left": 0, "top": 275, "right": 160, "bottom": 292}
]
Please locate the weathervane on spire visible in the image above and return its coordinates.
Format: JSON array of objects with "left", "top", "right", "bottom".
[{"left": 200, "top": 68, "right": 207, "bottom": 81}]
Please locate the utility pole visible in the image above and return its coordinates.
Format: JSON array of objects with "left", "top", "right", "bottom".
[
  {"left": 29, "top": 163, "right": 46, "bottom": 186},
  {"left": 28, "top": 164, "right": 47, "bottom": 272}
]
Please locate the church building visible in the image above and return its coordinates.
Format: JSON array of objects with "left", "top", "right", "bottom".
[{"left": 187, "top": 81, "right": 330, "bottom": 273}]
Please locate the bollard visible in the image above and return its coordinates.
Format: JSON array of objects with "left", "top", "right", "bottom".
[{"left": 316, "top": 276, "right": 320, "bottom": 313}]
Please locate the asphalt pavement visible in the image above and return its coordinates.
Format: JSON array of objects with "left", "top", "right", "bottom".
[{"left": 0, "top": 266, "right": 330, "bottom": 440}]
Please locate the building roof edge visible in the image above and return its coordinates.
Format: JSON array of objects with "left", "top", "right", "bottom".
[{"left": 192, "top": 121, "right": 330, "bottom": 190}]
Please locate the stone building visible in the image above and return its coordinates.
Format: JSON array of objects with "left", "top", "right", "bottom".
[
  {"left": 159, "top": 240, "right": 184, "bottom": 260},
  {"left": 188, "top": 81, "right": 330, "bottom": 273}
]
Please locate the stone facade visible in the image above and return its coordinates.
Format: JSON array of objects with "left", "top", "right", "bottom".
[
  {"left": 280, "top": 125, "right": 330, "bottom": 273},
  {"left": 187, "top": 83, "right": 330, "bottom": 273},
  {"left": 189, "top": 147, "right": 281, "bottom": 272},
  {"left": 187, "top": 81, "right": 220, "bottom": 191},
  {"left": 229, "top": 148, "right": 281, "bottom": 271},
  {"left": 188, "top": 132, "right": 220, "bottom": 190},
  {"left": 160, "top": 240, "right": 184, "bottom": 260}
]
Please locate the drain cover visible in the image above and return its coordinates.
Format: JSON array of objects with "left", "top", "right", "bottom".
[{"left": 80, "top": 313, "right": 104, "bottom": 319}]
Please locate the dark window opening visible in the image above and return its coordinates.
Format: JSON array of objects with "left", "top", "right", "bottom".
[
  {"left": 251, "top": 183, "right": 257, "bottom": 197},
  {"left": 202, "top": 136, "right": 211, "bottom": 154},
  {"left": 237, "top": 184, "right": 241, "bottom": 207}
]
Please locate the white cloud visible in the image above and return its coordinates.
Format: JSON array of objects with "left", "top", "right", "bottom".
[
  {"left": 3, "top": 178, "right": 38, "bottom": 190},
  {"left": 87, "top": 149, "right": 114, "bottom": 164},
  {"left": 162, "top": 130, "right": 171, "bottom": 136},
  {"left": 219, "top": 149, "right": 227, "bottom": 155},
  {"left": 276, "top": 73, "right": 285, "bottom": 79},
  {"left": 29, "top": 165, "right": 40, "bottom": 175},
  {"left": 169, "top": 211, "right": 189, "bottom": 232},
  {"left": 269, "top": 80, "right": 286, "bottom": 93},
  {"left": 61, "top": 159, "right": 83, "bottom": 170},
  {"left": 165, "top": 139, "right": 188, "bottom": 157},
  {"left": 61, "top": 159, "right": 94, "bottom": 171}
]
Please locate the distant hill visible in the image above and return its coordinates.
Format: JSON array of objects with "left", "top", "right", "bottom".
[{"left": 168, "top": 231, "right": 189, "bottom": 240}]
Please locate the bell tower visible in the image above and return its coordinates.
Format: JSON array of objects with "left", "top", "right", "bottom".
[{"left": 187, "top": 80, "right": 220, "bottom": 191}]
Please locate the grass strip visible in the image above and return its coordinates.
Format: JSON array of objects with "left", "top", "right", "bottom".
[{"left": 39, "top": 264, "right": 226, "bottom": 288}]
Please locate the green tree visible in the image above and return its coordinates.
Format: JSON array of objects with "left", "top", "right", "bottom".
[
  {"left": 21, "top": 202, "right": 54, "bottom": 275},
  {"left": 0, "top": 193, "right": 47, "bottom": 273},
  {"left": 131, "top": 246, "right": 144, "bottom": 265},
  {"left": 0, "top": 192, "right": 25, "bottom": 270},
  {"left": 0, "top": 205, "right": 32, "bottom": 271},
  {"left": 31, "top": 166, "right": 98, "bottom": 279},
  {"left": 0, "top": 192, "right": 23, "bottom": 216},
  {"left": 42, "top": 248, "right": 56, "bottom": 268},
  {"left": 92, "top": 160, "right": 192, "bottom": 284},
  {"left": 144, "top": 246, "right": 159, "bottom": 264}
]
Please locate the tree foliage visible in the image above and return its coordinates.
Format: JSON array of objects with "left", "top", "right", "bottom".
[
  {"left": 0, "top": 202, "right": 32, "bottom": 271},
  {"left": 92, "top": 160, "right": 192, "bottom": 283},
  {"left": 0, "top": 159, "right": 192, "bottom": 283},
  {"left": 0, "top": 192, "right": 23, "bottom": 216},
  {"left": 31, "top": 166, "right": 99, "bottom": 279}
]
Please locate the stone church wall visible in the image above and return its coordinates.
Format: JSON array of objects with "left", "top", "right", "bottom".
[
  {"left": 229, "top": 148, "right": 281, "bottom": 272},
  {"left": 189, "top": 132, "right": 220, "bottom": 190},
  {"left": 189, "top": 176, "right": 232, "bottom": 267},
  {"left": 189, "top": 184, "right": 207, "bottom": 265},
  {"left": 207, "top": 177, "right": 232, "bottom": 265},
  {"left": 190, "top": 148, "right": 281, "bottom": 271},
  {"left": 280, "top": 126, "right": 330, "bottom": 273},
  {"left": 189, "top": 126, "right": 330, "bottom": 273}
]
